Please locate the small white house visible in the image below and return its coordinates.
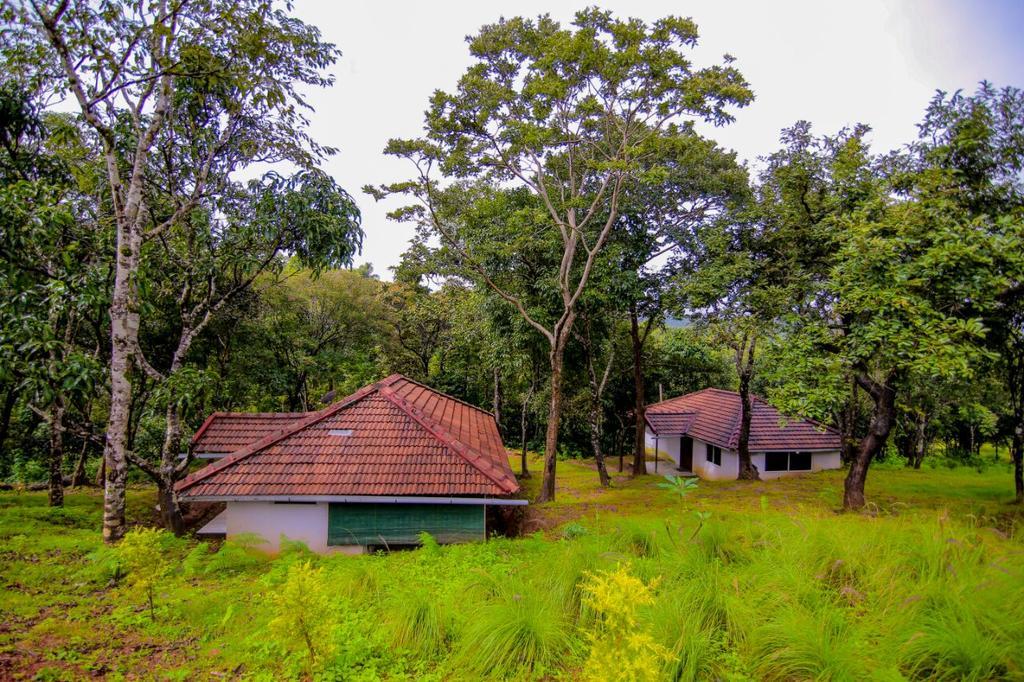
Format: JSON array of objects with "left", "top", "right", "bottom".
[
  {"left": 644, "top": 388, "right": 842, "bottom": 481},
  {"left": 177, "top": 375, "right": 525, "bottom": 553}
]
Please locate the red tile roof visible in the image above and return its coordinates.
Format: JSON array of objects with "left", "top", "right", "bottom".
[
  {"left": 646, "top": 388, "right": 840, "bottom": 452},
  {"left": 191, "top": 412, "right": 314, "bottom": 454},
  {"left": 645, "top": 413, "right": 695, "bottom": 436},
  {"left": 176, "top": 375, "right": 519, "bottom": 499}
]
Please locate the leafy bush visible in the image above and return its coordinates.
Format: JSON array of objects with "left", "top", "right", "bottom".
[
  {"left": 115, "top": 527, "right": 178, "bottom": 620},
  {"left": 580, "top": 565, "right": 671, "bottom": 682},
  {"left": 560, "top": 521, "right": 588, "bottom": 540},
  {"left": 266, "top": 560, "right": 335, "bottom": 672}
]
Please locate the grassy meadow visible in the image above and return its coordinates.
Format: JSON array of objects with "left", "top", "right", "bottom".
[{"left": 1, "top": 456, "right": 1022, "bottom": 681}]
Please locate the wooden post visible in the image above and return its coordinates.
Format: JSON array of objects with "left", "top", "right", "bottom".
[{"left": 655, "top": 435, "right": 659, "bottom": 473}]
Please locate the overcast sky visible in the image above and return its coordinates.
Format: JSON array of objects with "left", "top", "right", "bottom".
[{"left": 291, "top": 0, "right": 1024, "bottom": 278}]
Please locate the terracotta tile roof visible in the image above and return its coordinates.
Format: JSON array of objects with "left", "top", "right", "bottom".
[
  {"left": 176, "top": 375, "right": 519, "bottom": 499},
  {"left": 191, "top": 412, "right": 314, "bottom": 454},
  {"left": 646, "top": 388, "right": 840, "bottom": 451},
  {"left": 645, "top": 413, "right": 696, "bottom": 436}
]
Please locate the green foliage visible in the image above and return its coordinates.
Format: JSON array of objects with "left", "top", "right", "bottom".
[
  {"left": 115, "top": 527, "right": 179, "bottom": 621},
  {"left": 386, "top": 587, "right": 452, "bottom": 657},
  {"left": 1, "top": 476, "right": 1024, "bottom": 679},
  {"left": 581, "top": 565, "right": 671, "bottom": 682},
  {"left": 657, "top": 474, "right": 700, "bottom": 500},
  {"left": 266, "top": 560, "right": 336, "bottom": 671},
  {"left": 455, "top": 579, "right": 576, "bottom": 680}
]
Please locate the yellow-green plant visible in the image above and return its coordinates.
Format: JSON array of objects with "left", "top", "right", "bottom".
[
  {"left": 115, "top": 527, "right": 173, "bottom": 621},
  {"left": 581, "top": 565, "right": 671, "bottom": 681},
  {"left": 267, "top": 561, "right": 335, "bottom": 670}
]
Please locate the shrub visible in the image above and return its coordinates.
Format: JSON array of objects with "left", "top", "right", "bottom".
[
  {"left": 560, "top": 522, "right": 588, "bottom": 540},
  {"left": 115, "top": 527, "right": 178, "bottom": 621},
  {"left": 581, "top": 565, "right": 671, "bottom": 682},
  {"left": 266, "top": 561, "right": 336, "bottom": 672}
]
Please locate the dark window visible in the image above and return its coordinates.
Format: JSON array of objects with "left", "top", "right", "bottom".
[
  {"left": 764, "top": 452, "right": 812, "bottom": 472},
  {"left": 765, "top": 452, "right": 789, "bottom": 471},
  {"left": 706, "top": 444, "right": 722, "bottom": 466},
  {"left": 789, "top": 452, "right": 812, "bottom": 471}
]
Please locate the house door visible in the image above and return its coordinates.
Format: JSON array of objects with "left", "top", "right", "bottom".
[{"left": 679, "top": 437, "right": 693, "bottom": 471}]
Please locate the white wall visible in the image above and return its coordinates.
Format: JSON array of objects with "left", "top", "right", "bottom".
[
  {"left": 225, "top": 502, "right": 363, "bottom": 555},
  {"left": 692, "top": 438, "right": 739, "bottom": 481},
  {"left": 646, "top": 430, "right": 842, "bottom": 481},
  {"left": 645, "top": 430, "right": 738, "bottom": 480},
  {"left": 644, "top": 429, "right": 681, "bottom": 467}
]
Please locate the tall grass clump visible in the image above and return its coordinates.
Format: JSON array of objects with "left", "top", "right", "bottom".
[
  {"left": 455, "top": 578, "right": 577, "bottom": 680},
  {"left": 748, "top": 602, "right": 870, "bottom": 681},
  {"left": 899, "top": 571, "right": 1024, "bottom": 681},
  {"left": 648, "top": 580, "right": 724, "bottom": 681},
  {"left": 386, "top": 586, "right": 453, "bottom": 657}
]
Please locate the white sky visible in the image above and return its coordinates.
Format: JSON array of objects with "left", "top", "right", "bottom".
[{"left": 293, "top": 0, "right": 1024, "bottom": 279}]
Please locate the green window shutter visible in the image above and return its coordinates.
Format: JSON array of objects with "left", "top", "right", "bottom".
[{"left": 328, "top": 503, "right": 485, "bottom": 546}]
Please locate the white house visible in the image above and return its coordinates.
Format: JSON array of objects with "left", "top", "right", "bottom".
[{"left": 644, "top": 388, "right": 842, "bottom": 481}]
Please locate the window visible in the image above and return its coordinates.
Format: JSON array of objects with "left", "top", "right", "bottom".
[
  {"left": 328, "top": 429, "right": 354, "bottom": 437},
  {"left": 706, "top": 444, "right": 722, "bottom": 466},
  {"left": 764, "top": 452, "right": 812, "bottom": 472},
  {"left": 789, "top": 452, "right": 812, "bottom": 471}
]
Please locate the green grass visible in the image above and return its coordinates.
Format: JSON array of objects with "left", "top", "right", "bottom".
[{"left": 1, "top": 460, "right": 1022, "bottom": 680}]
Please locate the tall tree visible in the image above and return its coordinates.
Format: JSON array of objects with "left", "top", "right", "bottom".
[
  {"left": 15, "top": 0, "right": 346, "bottom": 540},
  {"left": 911, "top": 84, "right": 1024, "bottom": 500},
  {"left": 372, "top": 9, "right": 751, "bottom": 500},
  {"left": 127, "top": 171, "right": 361, "bottom": 534},
  {"left": 0, "top": 83, "right": 107, "bottom": 506},
  {"left": 765, "top": 122, "right": 1012, "bottom": 509},
  {"left": 620, "top": 129, "right": 749, "bottom": 476}
]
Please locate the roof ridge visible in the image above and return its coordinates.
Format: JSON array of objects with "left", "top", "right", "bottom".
[
  {"left": 378, "top": 387, "right": 517, "bottom": 494},
  {"left": 176, "top": 380, "right": 385, "bottom": 494},
  {"left": 390, "top": 374, "right": 497, "bottom": 419},
  {"left": 189, "top": 412, "right": 220, "bottom": 447}
]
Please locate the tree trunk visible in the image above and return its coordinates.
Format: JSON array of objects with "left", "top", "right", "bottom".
[
  {"left": 629, "top": 305, "right": 647, "bottom": 477},
  {"left": 911, "top": 412, "right": 928, "bottom": 469},
  {"left": 844, "top": 372, "right": 898, "bottom": 510},
  {"left": 0, "top": 387, "right": 16, "bottom": 459},
  {"left": 158, "top": 482, "right": 186, "bottom": 535},
  {"left": 838, "top": 377, "right": 859, "bottom": 465},
  {"left": 157, "top": 402, "right": 187, "bottom": 534},
  {"left": 735, "top": 334, "right": 759, "bottom": 481},
  {"left": 95, "top": 452, "right": 106, "bottom": 487},
  {"left": 1012, "top": 431, "right": 1023, "bottom": 503},
  {"left": 71, "top": 439, "right": 90, "bottom": 487},
  {"left": 48, "top": 401, "right": 65, "bottom": 507},
  {"left": 519, "top": 377, "right": 534, "bottom": 479},
  {"left": 590, "top": 413, "right": 611, "bottom": 487},
  {"left": 587, "top": 369, "right": 611, "bottom": 488},
  {"left": 492, "top": 367, "right": 502, "bottom": 436},
  {"left": 103, "top": 306, "right": 136, "bottom": 542},
  {"left": 538, "top": 346, "right": 565, "bottom": 503}
]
